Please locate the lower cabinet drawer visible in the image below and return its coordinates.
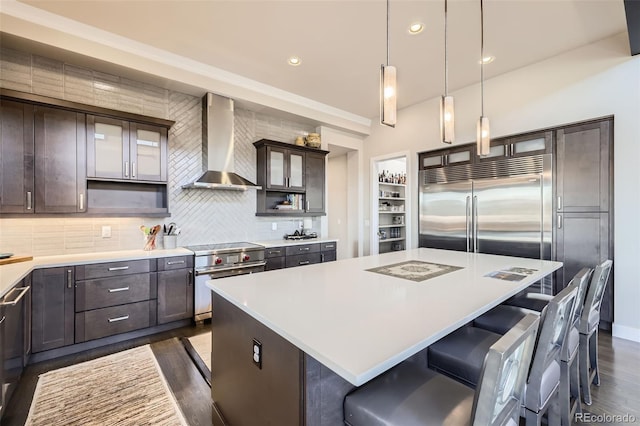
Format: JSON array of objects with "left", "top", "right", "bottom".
[
  {"left": 75, "top": 301, "right": 156, "bottom": 343},
  {"left": 75, "top": 273, "right": 157, "bottom": 312},
  {"left": 265, "top": 256, "right": 286, "bottom": 271},
  {"left": 285, "top": 253, "right": 322, "bottom": 268},
  {"left": 321, "top": 250, "right": 337, "bottom": 262}
]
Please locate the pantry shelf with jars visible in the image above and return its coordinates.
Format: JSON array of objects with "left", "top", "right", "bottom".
[{"left": 376, "top": 170, "right": 407, "bottom": 254}]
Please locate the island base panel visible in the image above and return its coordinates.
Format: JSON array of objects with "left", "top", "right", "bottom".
[{"left": 211, "top": 294, "right": 303, "bottom": 425}]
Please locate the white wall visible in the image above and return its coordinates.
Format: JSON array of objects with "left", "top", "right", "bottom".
[
  {"left": 363, "top": 33, "right": 640, "bottom": 341},
  {"left": 327, "top": 155, "right": 349, "bottom": 260}
]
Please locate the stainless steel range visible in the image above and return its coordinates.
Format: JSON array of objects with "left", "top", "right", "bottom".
[{"left": 186, "top": 242, "right": 265, "bottom": 321}]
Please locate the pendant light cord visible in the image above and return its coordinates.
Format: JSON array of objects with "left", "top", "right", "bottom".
[
  {"left": 386, "top": 0, "right": 390, "bottom": 66},
  {"left": 444, "top": 0, "right": 448, "bottom": 96},
  {"left": 480, "top": 0, "right": 484, "bottom": 116}
]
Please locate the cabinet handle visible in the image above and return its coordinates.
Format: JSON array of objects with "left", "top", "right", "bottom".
[
  {"left": 188, "top": 270, "right": 193, "bottom": 286},
  {"left": 108, "top": 315, "right": 129, "bottom": 323},
  {"left": 325, "top": 245, "right": 334, "bottom": 249},
  {"left": 79, "top": 193, "right": 84, "bottom": 210},
  {"left": 557, "top": 215, "right": 562, "bottom": 229},
  {"left": 557, "top": 196, "right": 562, "bottom": 211},
  {"left": 108, "top": 266, "right": 129, "bottom": 271},
  {"left": 269, "top": 250, "right": 281, "bottom": 255},
  {"left": 321, "top": 254, "right": 325, "bottom": 262},
  {"left": 299, "top": 260, "right": 310, "bottom": 265},
  {"left": 0, "top": 286, "right": 30, "bottom": 306},
  {"left": 132, "top": 162, "right": 136, "bottom": 178},
  {"left": 0, "top": 316, "right": 5, "bottom": 325},
  {"left": 26, "top": 191, "right": 32, "bottom": 210},
  {"left": 167, "top": 260, "right": 185, "bottom": 265},
  {"left": 299, "top": 247, "right": 310, "bottom": 252},
  {"left": 108, "top": 287, "right": 130, "bottom": 293},
  {"left": 510, "top": 144, "right": 514, "bottom": 157},
  {"left": 124, "top": 161, "right": 129, "bottom": 178},
  {"left": 67, "top": 269, "right": 73, "bottom": 289},
  {"left": 306, "top": 200, "right": 310, "bottom": 211}
]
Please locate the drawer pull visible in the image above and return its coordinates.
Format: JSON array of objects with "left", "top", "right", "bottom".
[
  {"left": 299, "top": 247, "right": 310, "bottom": 251},
  {"left": 108, "top": 266, "right": 129, "bottom": 271},
  {"left": 269, "top": 250, "right": 281, "bottom": 255},
  {"left": 324, "top": 245, "right": 335, "bottom": 249},
  {"left": 166, "top": 260, "right": 185, "bottom": 265},
  {"left": 0, "top": 316, "right": 5, "bottom": 325},
  {"left": 299, "top": 260, "right": 310, "bottom": 265},
  {"left": 108, "top": 287, "right": 130, "bottom": 293},
  {"left": 108, "top": 315, "right": 130, "bottom": 323}
]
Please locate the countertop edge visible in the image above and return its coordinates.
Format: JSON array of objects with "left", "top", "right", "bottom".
[
  {"left": 0, "top": 248, "right": 193, "bottom": 298},
  {"left": 251, "top": 238, "right": 338, "bottom": 248}
]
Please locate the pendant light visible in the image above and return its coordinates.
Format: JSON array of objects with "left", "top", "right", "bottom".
[
  {"left": 380, "top": 0, "right": 397, "bottom": 127},
  {"left": 476, "top": 0, "right": 490, "bottom": 156},
  {"left": 440, "top": 0, "right": 454, "bottom": 144}
]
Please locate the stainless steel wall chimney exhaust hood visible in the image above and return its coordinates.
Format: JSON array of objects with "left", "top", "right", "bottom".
[{"left": 182, "top": 93, "right": 261, "bottom": 190}]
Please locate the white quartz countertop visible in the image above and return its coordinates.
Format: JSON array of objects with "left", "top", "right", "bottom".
[
  {"left": 0, "top": 248, "right": 193, "bottom": 298},
  {"left": 208, "top": 248, "right": 562, "bottom": 386},
  {"left": 251, "top": 238, "right": 338, "bottom": 248}
]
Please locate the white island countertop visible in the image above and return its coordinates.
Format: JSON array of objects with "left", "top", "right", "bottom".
[{"left": 208, "top": 248, "right": 562, "bottom": 386}]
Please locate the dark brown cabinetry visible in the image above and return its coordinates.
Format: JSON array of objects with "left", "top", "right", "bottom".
[
  {"left": 34, "top": 106, "right": 87, "bottom": 213},
  {"left": 157, "top": 256, "right": 194, "bottom": 324},
  {"left": 419, "top": 144, "right": 474, "bottom": 170},
  {"left": 0, "top": 99, "right": 34, "bottom": 214},
  {"left": 74, "top": 259, "right": 157, "bottom": 343},
  {"left": 87, "top": 115, "right": 168, "bottom": 182},
  {"left": 0, "top": 306, "right": 4, "bottom": 418},
  {"left": 1, "top": 89, "right": 173, "bottom": 217},
  {"left": 478, "top": 130, "right": 552, "bottom": 162},
  {"left": 264, "top": 241, "right": 337, "bottom": 271},
  {"left": 555, "top": 118, "right": 613, "bottom": 327},
  {"left": 32, "top": 267, "right": 75, "bottom": 353},
  {"left": 254, "top": 139, "right": 329, "bottom": 216}
]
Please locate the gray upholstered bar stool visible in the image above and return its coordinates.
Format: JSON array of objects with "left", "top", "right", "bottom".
[
  {"left": 427, "top": 284, "right": 578, "bottom": 426},
  {"left": 473, "top": 268, "right": 592, "bottom": 426},
  {"left": 343, "top": 314, "right": 539, "bottom": 426},
  {"left": 578, "top": 260, "right": 612, "bottom": 406}
]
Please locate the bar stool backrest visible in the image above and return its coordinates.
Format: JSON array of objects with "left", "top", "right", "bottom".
[
  {"left": 525, "top": 284, "right": 577, "bottom": 410},
  {"left": 579, "top": 260, "right": 613, "bottom": 334},
  {"left": 472, "top": 314, "right": 540, "bottom": 426},
  {"left": 568, "top": 268, "right": 593, "bottom": 328}
]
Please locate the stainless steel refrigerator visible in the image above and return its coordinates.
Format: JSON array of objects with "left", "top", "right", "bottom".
[{"left": 419, "top": 154, "right": 553, "bottom": 291}]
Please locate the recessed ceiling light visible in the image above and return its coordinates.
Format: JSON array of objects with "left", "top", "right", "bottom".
[
  {"left": 408, "top": 22, "right": 424, "bottom": 34},
  {"left": 288, "top": 56, "right": 302, "bottom": 66},
  {"left": 479, "top": 56, "right": 495, "bottom": 64}
]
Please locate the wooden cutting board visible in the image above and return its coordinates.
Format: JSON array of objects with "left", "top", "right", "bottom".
[{"left": 0, "top": 255, "right": 33, "bottom": 266}]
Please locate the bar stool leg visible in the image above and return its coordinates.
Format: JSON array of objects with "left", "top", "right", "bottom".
[
  {"left": 579, "top": 333, "right": 592, "bottom": 405},
  {"left": 590, "top": 330, "right": 600, "bottom": 386}
]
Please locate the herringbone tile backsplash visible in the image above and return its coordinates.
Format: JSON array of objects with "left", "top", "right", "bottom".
[{"left": 0, "top": 47, "right": 319, "bottom": 255}]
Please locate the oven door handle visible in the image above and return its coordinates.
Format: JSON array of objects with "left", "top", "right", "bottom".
[{"left": 195, "top": 261, "right": 267, "bottom": 276}]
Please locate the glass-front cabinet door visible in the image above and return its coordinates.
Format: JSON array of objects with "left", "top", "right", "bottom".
[
  {"left": 288, "top": 151, "right": 305, "bottom": 190},
  {"left": 130, "top": 123, "right": 167, "bottom": 182},
  {"left": 266, "top": 147, "right": 305, "bottom": 190},
  {"left": 87, "top": 115, "right": 129, "bottom": 179}
]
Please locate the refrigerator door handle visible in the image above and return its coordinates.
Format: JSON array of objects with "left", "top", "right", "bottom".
[
  {"left": 466, "top": 196, "right": 472, "bottom": 252},
  {"left": 473, "top": 195, "right": 479, "bottom": 253}
]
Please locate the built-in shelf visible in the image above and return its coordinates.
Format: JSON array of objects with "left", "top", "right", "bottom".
[
  {"left": 376, "top": 177, "right": 407, "bottom": 254},
  {"left": 378, "top": 224, "right": 406, "bottom": 228},
  {"left": 379, "top": 237, "right": 405, "bottom": 243},
  {"left": 379, "top": 182, "right": 406, "bottom": 187},
  {"left": 379, "top": 197, "right": 406, "bottom": 201},
  {"left": 379, "top": 211, "right": 406, "bottom": 214}
]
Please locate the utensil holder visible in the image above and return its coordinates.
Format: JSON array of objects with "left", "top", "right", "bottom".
[
  {"left": 143, "top": 235, "right": 157, "bottom": 251},
  {"left": 164, "top": 235, "right": 177, "bottom": 250}
]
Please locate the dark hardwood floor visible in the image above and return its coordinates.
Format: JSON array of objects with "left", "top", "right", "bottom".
[{"left": 2, "top": 327, "right": 638, "bottom": 426}]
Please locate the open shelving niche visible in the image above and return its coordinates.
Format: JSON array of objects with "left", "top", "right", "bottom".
[{"left": 372, "top": 155, "right": 409, "bottom": 255}]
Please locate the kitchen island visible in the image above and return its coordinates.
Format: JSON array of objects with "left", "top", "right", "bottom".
[{"left": 207, "top": 248, "right": 562, "bottom": 425}]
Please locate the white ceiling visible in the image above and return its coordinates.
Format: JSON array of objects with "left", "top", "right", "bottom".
[{"left": 9, "top": 0, "right": 630, "bottom": 121}]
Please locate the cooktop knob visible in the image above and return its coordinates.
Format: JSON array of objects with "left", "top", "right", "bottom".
[
  {"left": 243, "top": 255, "right": 250, "bottom": 261},
  {"left": 215, "top": 257, "right": 223, "bottom": 265}
]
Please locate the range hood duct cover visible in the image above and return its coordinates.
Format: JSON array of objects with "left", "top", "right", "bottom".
[{"left": 182, "top": 93, "right": 261, "bottom": 190}]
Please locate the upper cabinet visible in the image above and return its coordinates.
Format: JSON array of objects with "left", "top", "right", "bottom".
[
  {"left": 254, "top": 139, "right": 328, "bottom": 216},
  {"left": 0, "top": 89, "right": 173, "bottom": 216},
  {"left": 0, "top": 100, "right": 34, "bottom": 214},
  {"left": 264, "top": 144, "right": 305, "bottom": 191},
  {"left": 419, "top": 144, "right": 474, "bottom": 170},
  {"left": 34, "top": 106, "right": 87, "bottom": 213},
  {"left": 478, "top": 130, "right": 552, "bottom": 162},
  {"left": 556, "top": 120, "right": 610, "bottom": 213},
  {"left": 87, "top": 116, "right": 167, "bottom": 182}
]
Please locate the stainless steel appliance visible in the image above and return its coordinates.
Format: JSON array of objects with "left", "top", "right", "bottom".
[
  {"left": 187, "top": 242, "right": 266, "bottom": 321},
  {"left": 419, "top": 154, "right": 553, "bottom": 292}
]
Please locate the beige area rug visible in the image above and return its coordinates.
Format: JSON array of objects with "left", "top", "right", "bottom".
[
  {"left": 188, "top": 332, "right": 212, "bottom": 371},
  {"left": 26, "top": 345, "right": 188, "bottom": 426}
]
